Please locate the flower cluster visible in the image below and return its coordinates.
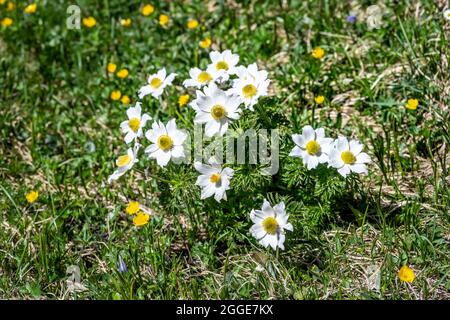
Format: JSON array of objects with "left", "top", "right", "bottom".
[
  {"left": 109, "top": 50, "right": 270, "bottom": 198},
  {"left": 108, "top": 49, "right": 371, "bottom": 250},
  {"left": 289, "top": 125, "right": 371, "bottom": 177}
]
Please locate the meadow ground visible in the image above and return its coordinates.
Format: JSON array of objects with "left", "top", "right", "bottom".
[{"left": 0, "top": 0, "right": 449, "bottom": 299}]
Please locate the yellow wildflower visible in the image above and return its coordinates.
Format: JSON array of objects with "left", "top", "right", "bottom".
[
  {"left": 121, "top": 95, "right": 131, "bottom": 105},
  {"left": 126, "top": 201, "right": 140, "bottom": 215},
  {"left": 1, "top": 17, "right": 13, "bottom": 27},
  {"left": 82, "top": 16, "right": 97, "bottom": 28},
  {"left": 111, "top": 90, "right": 122, "bottom": 101},
  {"left": 199, "top": 37, "right": 212, "bottom": 49},
  {"left": 405, "top": 98, "right": 418, "bottom": 110},
  {"left": 6, "top": 1, "right": 15, "bottom": 11},
  {"left": 159, "top": 14, "right": 169, "bottom": 26},
  {"left": 315, "top": 95, "right": 325, "bottom": 104},
  {"left": 107, "top": 63, "right": 117, "bottom": 73},
  {"left": 187, "top": 19, "right": 199, "bottom": 29},
  {"left": 24, "top": 3, "right": 37, "bottom": 14},
  {"left": 311, "top": 47, "right": 325, "bottom": 60},
  {"left": 116, "top": 69, "right": 129, "bottom": 79},
  {"left": 120, "top": 18, "right": 131, "bottom": 27},
  {"left": 133, "top": 211, "right": 150, "bottom": 227},
  {"left": 398, "top": 265, "right": 415, "bottom": 283},
  {"left": 178, "top": 94, "right": 190, "bottom": 107},
  {"left": 141, "top": 4, "right": 154, "bottom": 16}
]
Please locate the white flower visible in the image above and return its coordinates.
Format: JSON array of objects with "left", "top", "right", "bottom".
[
  {"left": 194, "top": 158, "right": 234, "bottom": 202},
  {"left": 444, "top": 9, "right": 450, "bottom": 21},
  {"left": 138, "top": 68, "right": 176, "bottom": 99},
  {"left": 120, "top": 102, "right": 151, "bottom": 144},
  {"left": 228, "top": 63, "right": 270, "bottom": 111},
  {"left": 207, "top": 50, "right": 239, "bottom": 82},
  {"left": 193, "top": 83, "right": 241, "bottom": 137},
  {"left": 289, "top": 125, "right": 333, "bottom": 170},
  {"left": 250, "top": 199, "right": 293, "bottom": 250},
  {"left": 182, "top": 67, "right": 217, "bottom": 89},
  {"left": 108, "top": 145, "right": 140, "bottom": 183},
  {"left": 145, "top": 119, "right": 187, "bottom": 167},
  {"left": 328, "top": 136, "right": 371, "bottom": 177}
]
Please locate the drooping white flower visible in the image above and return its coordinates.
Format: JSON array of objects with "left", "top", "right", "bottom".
[
  {"left": 194, "top": 158, "right": 234, "bottom": 202},
  {"left": 207, "top": 50, "right": 239, "bottom": 82},
  {"left": 444, "top": 9, "right": 450, "bottom": 21},
  {"left": 144, "top": 119, "right": 186, "bottom": 167},
  {"left": 108, "top": 145, "right": 140, "bottom": 183},
  {"left": 138, "top": 68, "right": 176, "bottom": 99},
  {"left": 228, "top": 63, "right": 270, "bottom": 111},
  {"left": 182, "top": 67, "right": 217, "bottom": 89},
  {"left": 289, "top": 125, "right": 333, "bottom": 170},
  {"left": 193, "top": 83, "right": 241, "bottom": 137},
  {"left": 250, "top": 199, "right": 293, "bottom": 250},
  {"left": 328, "top": 136, "right": 371, "bottom": 177},
  {"left": 120, "top": 102, "right": 151, "bottom": 144}
]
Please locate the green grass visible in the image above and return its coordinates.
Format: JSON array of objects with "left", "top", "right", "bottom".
[{"left": 0, "top": 0, "right": 449, "bottom": 299}]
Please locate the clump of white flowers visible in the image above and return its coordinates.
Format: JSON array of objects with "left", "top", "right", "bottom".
[
  {"left": 186, "top": 50, "right": 270, "bottom": 137},
  {"left": 107, "top": 49, "right": 372, "bottom": 252}
]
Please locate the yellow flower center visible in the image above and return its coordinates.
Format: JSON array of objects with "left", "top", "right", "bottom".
[
  {"left": 216, "top": 61, "right": 229, "bottom": 71},
  {"left": 210, "top": 173, "right": 221, "bottom": 183},
  {"left": 341, "top": 151, "right": 356, "bottom": 164},
  {"left": 242, "top": 84, "right": 257, "bottom": 98},
  {"left": 117, "top": 154, "right": 131, "bottom": 167},
  {"left": 133, "top": 212, "right": 150, "bottom": 227},
  {"left": 306, "top": 140, "right": 321, "bottom": 155},
  {"left": 211, "top": 104, "right": 226, "bottom": 120},
  {"left": 150, "top": 77, "right": 162, "bottom": 89},
  {"left": 126, "top": 201, "right": 140, "bottom": 215},
  {"left": 197, "top": 71, "right": 212, "bottom": 83},
  {"left": 128, "top": 117, "right": 140, "bottom": 133},
  {"left": 262, "top": 216, "right": 279, "bottom": 235},
  {"left": 157, "top": 135, "right": 173, "bottom": 151}
]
